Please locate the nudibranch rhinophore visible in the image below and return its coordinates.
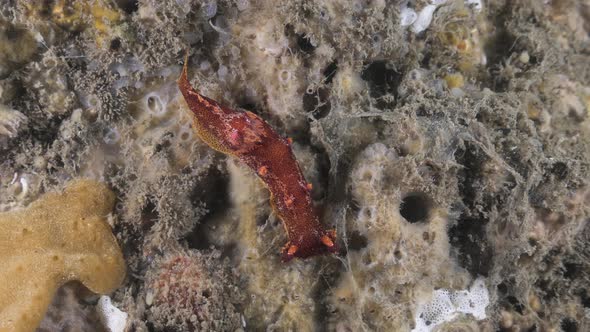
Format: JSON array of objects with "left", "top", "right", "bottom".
[{"left": 178, "top": 58, "right": 337, "bottom": 261}]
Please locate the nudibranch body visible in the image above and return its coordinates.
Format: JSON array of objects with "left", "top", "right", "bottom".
[{"left": 178, "top": 59, "right": 337, "bottom": 261}]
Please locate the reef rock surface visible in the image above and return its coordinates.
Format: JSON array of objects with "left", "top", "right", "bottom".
[{"left": 0, "top": 0, "right": 589, "bottom": 331}]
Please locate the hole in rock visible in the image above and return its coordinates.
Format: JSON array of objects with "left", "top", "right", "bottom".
[
  {"left": 140, "top": 199, "right": 159, "bottom": 231},
  {"left": 186, "top": 168, "right": 229, "bottom": 250},
  {"left": 506, "top": 296, "right": 524, "bottom": 314},
  {"left": 323, "top": 61, "right": 338, "bottom": 84},
  {"left": 561, "top": 318, "right": 578, "bottom": 332},
  {"left": 5, "top": 26, "right": 24, "bottom": 41},
  {"left": 114, "top": 0, "right": 139, "bottom": 14},
  {"left": 550, "top": 161, "right": 568, "bottom": 180},
  {"left": 110, "top": 38, "right": 122, "bottom": 51},
  {"left": 284, "top": 24, "right": 315, "bottom": 55},
  {"left": 563, "top": 261, "right": 580, "bottom": 279},
  {"left": 400, "top": 193, "right": 431, "bottom": 223},
  {"left": 579, "top": 289, "right": 590, "bottom": 308},
  {"left": 348, "top": 231, "right": 368, "bottom": 250},
  {"left": 361, "top": 60, "right": 402, "bottom": 101},
  {"left": 147, "top": 95, "right": 164, "bottom": 114},
  {"left": 297, "top": 34, "right": 315, "bottom": 54},
  {"left": 303, "top": 87, "right": 331, "bottom": 119}
]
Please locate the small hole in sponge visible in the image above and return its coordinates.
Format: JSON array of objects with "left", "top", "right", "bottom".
[
  {"left": 361, "top": 60, "right": 402, "bottom": 100},
  {"left": 202, "top": 289, "right": 211, "bottom": 298},
  {"left": 303, "top": 87, "right": 331, "bottom": 119},
  {"left": 297, "top": 33, "right": 315, "bottom": 54},
  {"left": 361, "top": 252, "right": 373, "bottom": 266},
  {"left": 147, "top": 94, "right": 164, "bottom": 114},
  {"left": 5, "top": 26, "right": 24, "bottom": 41},
  {"left": 348, "top": 231, "right": 368, "bottom": 250},
  {"left": 114, "top": 0, "right": 139, "bottom": 14},
  {"left": 110, "top": 38, "right": 122, "bottom": 51},
  {"left": 323, "top": 61, "right": 338, "bottom": 85},
  {"left": 279, "top": 70, "right": 291, "bottom": 82},
  {"left": 400, "top": 193, "right": 431, "bottom": 223},
  {"left": 561, "top": 318, "right": 578, "bottom": 332}
]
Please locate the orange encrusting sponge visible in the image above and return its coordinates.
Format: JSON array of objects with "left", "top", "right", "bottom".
[
  {"left": 0, "top": 179, "right": 126, "bottom": 332},
  {"left": 178, "top": 59, "right": 337, "bottom": 261}
]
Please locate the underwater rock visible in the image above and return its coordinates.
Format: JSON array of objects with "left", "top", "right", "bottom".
[
  {"left": 0, "top": 0, "right": 588, "bottom": 330},
  {"left": 0, "top": 105, "right": 27, "bottom": 140},
  {"left": 0, "top": 20, "right": 37, "bottom": 78}
]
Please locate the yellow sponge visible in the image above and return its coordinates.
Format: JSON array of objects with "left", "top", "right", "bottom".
[{"left": 0, "top": 179, "right": 126, "bottom": 332}]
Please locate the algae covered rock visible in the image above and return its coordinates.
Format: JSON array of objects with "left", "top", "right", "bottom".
[
  {"left": 0, "top": 0, "right": 589, "bottom": 330},
  {"left": 144, "top": 248, "right": 243, "bottom": 331},
  {"left": 0, "top": 20, "right": 37, "bottom": 79},
  {"left": 0, "top": 179, "right": 125, "bottom": 332}
]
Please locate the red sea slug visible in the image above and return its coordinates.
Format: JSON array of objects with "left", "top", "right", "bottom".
[{"left": 178, "top": 58, "right": 337, "bottom": 261}]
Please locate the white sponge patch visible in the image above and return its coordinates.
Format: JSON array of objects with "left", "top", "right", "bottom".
[
  {"left": 412, "top": 278, "right": 489, "bottom": 332},
  {"left": 400, "top": 0, "right": 485, "bottom": 32},
  {"left": 97, "top": 296, "right": 128, "bottom": 332}
]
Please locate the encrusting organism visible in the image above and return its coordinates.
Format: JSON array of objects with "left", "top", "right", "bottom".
[
  {"left": 178, "top": 57, "right": 337, "bottom": 261},
  {"left": 144, "top": 248, "right": 243, "bottom": 330},
  {"left": 0, "top": 179, "right": 126, "bottom": 332}
]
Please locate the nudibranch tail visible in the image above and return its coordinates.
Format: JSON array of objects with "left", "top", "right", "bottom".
[
  {"left": 281, "top": 229, "right": 338, "bottom": 262},
  {"left": 178, "top": 57, "right": 338, "bottom": 262}
]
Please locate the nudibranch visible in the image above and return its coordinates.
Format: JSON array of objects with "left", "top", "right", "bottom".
[{"left": 178, "top": 58, "right": 337, "bottom": 261}]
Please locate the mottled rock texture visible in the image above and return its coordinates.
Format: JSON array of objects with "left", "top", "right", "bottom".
[{"left": 0, "top": 0, "right": 588, "bottom": 331}]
